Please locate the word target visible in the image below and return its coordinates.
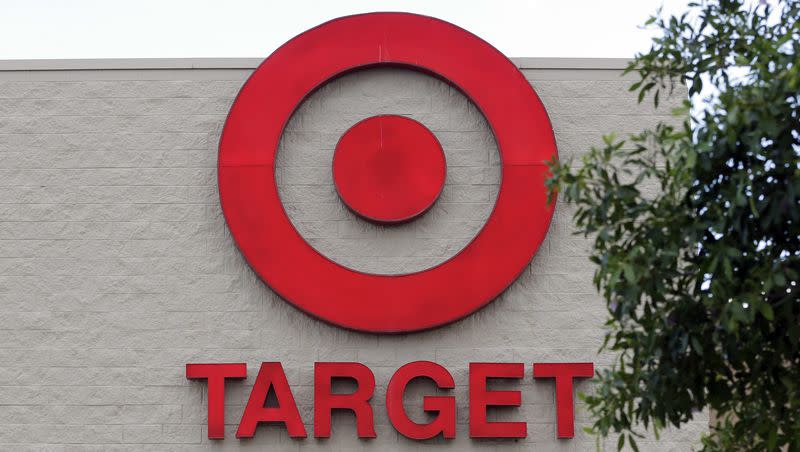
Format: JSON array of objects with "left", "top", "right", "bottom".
[{"left": 218, "top": 12, "right": 558, "bottom": 332}]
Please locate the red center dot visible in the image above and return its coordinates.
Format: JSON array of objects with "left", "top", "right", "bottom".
[{"left": 332, "top": 115, "right": 446, "bottom": 224}]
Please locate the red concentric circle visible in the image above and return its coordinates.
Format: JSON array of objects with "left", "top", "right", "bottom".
[
  {"left": 218, "top": 12, "right": 557, "bottom": 333},
  {"left": 333, "top": 115, "right": 446, "bottom": 224}
]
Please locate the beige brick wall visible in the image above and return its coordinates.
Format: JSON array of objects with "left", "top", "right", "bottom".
[{"left": 0, "top": 59, "right": 706, "bottom": 450}]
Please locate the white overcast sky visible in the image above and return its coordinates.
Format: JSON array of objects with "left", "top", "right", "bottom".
[{"left": 0, "top": 0, "right": 692, "bottom": 60}]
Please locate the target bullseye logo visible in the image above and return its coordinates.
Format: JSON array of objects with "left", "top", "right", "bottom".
[
  {"left": 333, "top": 115, "right": 446, "bottom": 224},
  {"left": 218, "top": 12, "right": 557, "bottom": 333}
]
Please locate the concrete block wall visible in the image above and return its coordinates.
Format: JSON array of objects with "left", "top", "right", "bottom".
[{"left": 0, "top": 58, "right": 706, "bottom": 450}]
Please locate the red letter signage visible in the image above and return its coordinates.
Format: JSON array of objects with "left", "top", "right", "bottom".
[
  {"left": 187, "top": 361, "right": 595, "bottom": 441},
  {"left": 185, "top": 363, "right": 247, "bottom": 439},
  {"left": 314, "top": 362, "right": 376, "bottom": 438},
  {"left": 533, "top": 363, "right": 594, "bottom": 438},
  {"left": 386, "top": 361, "right": 456, "bottom": 439},
  {"left": 237, "top": 362, "right": 307, "bottom": 438},
  {"left": 469, "top": 363, "right": 526, "bottom": 438}
]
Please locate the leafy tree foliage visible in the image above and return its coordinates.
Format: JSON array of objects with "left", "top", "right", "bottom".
[{"left": 546, "top": 0, "right": 799, "bottom": 449}]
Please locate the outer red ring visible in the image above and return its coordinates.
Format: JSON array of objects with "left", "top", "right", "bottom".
[{"left": 219, "top": 12, "right": 557, "bottom": 333}]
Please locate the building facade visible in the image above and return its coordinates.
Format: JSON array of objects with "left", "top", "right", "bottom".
[{"left": 0, "top": 51, "right": 707, "bottom": 449}]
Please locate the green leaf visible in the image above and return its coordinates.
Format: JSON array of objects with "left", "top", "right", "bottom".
[
  {"left": 758, "top": 302, "right": 774, "bottom": 321},
  {"left": 691, "top": 336, "right": 704, "bottom": 356},
  {"left": 723, "top": 258, "right": 733, "bottom": 281},
  {"left": 622, "top": 263, "right": 636, "bottom": 283},
  {"left": 629, "top": 434, "right": 640, "bottom": 452}
]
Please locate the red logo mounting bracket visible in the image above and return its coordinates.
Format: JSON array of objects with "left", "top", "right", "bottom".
[{"left": 218, "top": 12, "right": 557, "bottom": 333}]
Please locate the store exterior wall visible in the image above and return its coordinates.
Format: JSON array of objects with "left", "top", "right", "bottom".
[{"left": 0, "top": 58, "right": 707, "bottom": 450}]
